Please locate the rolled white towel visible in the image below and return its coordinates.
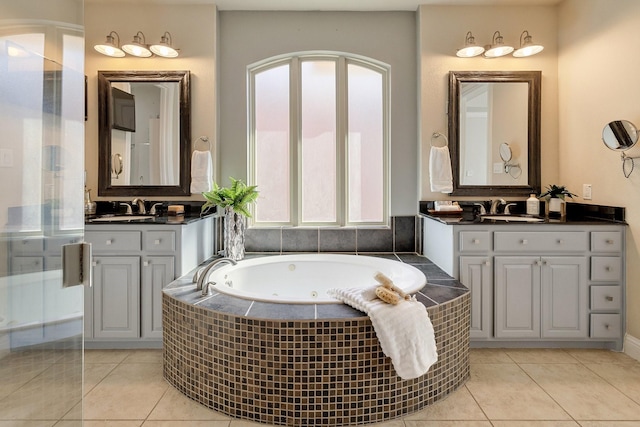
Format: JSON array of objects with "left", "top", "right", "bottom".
[{"left": 361, "top": 285, "right": 379, "bottom": 301}]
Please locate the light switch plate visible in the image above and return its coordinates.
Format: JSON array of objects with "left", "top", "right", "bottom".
[{"left": 583, "top": 184, "right": 592, "bottom": 200}]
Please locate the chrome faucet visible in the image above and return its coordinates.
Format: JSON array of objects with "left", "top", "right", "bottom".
[
  {"left": 193, "top": 257, "right": 237, "bottom": 291},
  {"left": 132, "top": 198, "right": 146, "bottom": 214},
  {"left": 150, "top": 203, "right": 163, "bottom": 215},
  {"left": 201, "top": 281, "right": 216, "bottom": 297},
  {"left": 120, "top": 202, "right": 133, "bottom": 215},
  {"left": 490, "top": 199, "right": 506, "bottom": 214},
  {"left": 473, "top": 202, "right": 487, "bottom": 215}
]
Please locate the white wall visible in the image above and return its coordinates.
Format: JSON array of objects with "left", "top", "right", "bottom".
[
  {"left": 84, "top": 2, "right": 217, "bottom": 202},
  {"left": 418, "top": 5, "right": 559, "bottom": 201},
  {"left": 558, "top": 0, "right": 640, "bottom": 342}
]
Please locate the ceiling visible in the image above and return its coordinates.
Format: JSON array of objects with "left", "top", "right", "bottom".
[{"left": 86, "top": 0, "right": 563, "bottom": 11}]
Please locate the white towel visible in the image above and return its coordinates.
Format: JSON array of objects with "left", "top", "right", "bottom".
[
  {"left": 190, "top": 150, "right": 213, "bottom": 193},
  {"left": 429, "top": 146, "right": 453, "bottom": 193},
  {"left": 328, "top": 287, "right": 438, "bottom": 380}
]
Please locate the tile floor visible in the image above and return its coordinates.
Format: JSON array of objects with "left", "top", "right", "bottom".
[{"left": 4, "top": 348, "right": 640, "bottom": 426}]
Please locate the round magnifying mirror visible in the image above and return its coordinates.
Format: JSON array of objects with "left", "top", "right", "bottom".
[
  {"left": 499, "top": 142, "right": 512, "bottom": 162},
  {"left": 602, "top": 120, "right": 638, "bottom": 151}
]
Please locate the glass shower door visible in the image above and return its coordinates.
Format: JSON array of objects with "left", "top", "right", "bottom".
[{"left": 0, "top": 1, "right": 85, "bottom": 424}]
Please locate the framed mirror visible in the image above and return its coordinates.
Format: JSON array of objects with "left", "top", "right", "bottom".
[
  {"left": 448, "top": 70, "right": 541, "bottom": 196},
  {"left": 98, "top": 70, "right": 191, "bottom": 196}
]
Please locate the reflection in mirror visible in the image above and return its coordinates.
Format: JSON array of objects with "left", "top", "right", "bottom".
[
  {"left": 98, "top": 70, "right": 191, "bottom": 197},
  {"left": 449, "top": 71, "right": 541, "bottom": 196},
  {"left": 602, "top": 120, "right": 638, "bottom": 151}
]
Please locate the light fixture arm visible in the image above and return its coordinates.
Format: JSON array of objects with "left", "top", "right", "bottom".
[
  {"left": 520, "top": 30, "right": 532, "bottom": 47},
  {"left": 107, "top": 31, "right": 120, "bottom": 46}
]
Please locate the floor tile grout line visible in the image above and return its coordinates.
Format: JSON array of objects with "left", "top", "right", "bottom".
[
  {"left": 514, "top": 359, "right": 580, "bottom": 424},
  {"left": 581, "top": 361, "right": 640, "bottom": 407},
  {"left": 463, "top": 383, "right": 493, "bottom": 424}
]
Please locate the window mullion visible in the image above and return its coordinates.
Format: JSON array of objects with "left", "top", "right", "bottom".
[
  {"left": 336, "top": 57, "right": 347, "bottom": 227},
  {"left": 290, "top": 57, "right": 300, "bottom": 227}
]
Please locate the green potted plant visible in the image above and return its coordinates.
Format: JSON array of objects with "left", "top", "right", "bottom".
[
  {"left": 539, "top": 184, "right": 577, "bottom": 201},
  {"left": 539, "top": 184, "right": 576, "bottom": 218},
  {"left": 202, "top": 177, "right": 258, "bottom": 260}
]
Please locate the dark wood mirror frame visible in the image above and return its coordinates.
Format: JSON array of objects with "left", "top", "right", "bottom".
[
  {"left": 98, "top": 70, "right": 191, "bottom": 197},
  {"left": 448, "top": 70, "right": 541, "bottom": 197}
]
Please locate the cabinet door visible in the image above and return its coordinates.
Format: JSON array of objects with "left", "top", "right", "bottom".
[
  {"left": 460, "top": 256, "right": 492, "bottom": 339},
  {"left": 93, "top": 256, "right": 140, "bottom": 339},
  {"left": 541, "top": 257, "right": 588, "bottom": 338},
  {"left": 141, "top": 256, "right": 175, "bottom": 339},
  {"left": 495, "top": 256, "right": 540, "bottom": 338}
]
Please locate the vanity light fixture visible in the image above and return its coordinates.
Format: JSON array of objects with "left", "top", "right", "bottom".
[
  {"left": 483, "top": 31, "right": 514, "bottom": 58},
  {"left": 150, "top": 32, "right": 179, "bottom": 58},
  {"left": 122, "top": 31, "right": 152, "bottom": 58},
  {"left": 94, "top": 31, "right": 125, "bottom": 58},
  {"left": 513, "top": 30, "right": 544, "bottom": 57},
  {"left": 456, "top": 31, "right": 485, "bottom": 58}
]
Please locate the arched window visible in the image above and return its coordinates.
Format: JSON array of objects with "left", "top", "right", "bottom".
[{"left": 248, "top": 52, "right": 389, "bottom": 227}]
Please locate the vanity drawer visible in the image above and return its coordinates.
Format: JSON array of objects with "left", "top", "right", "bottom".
[
  {"left": 590, "top": 313, "right": 622, "bottom": 339},
  {"left": 591, "top": 231, "right": 622, "bottom": 253},
  {"left": 86, "top": 231, "right": 142, "bottom": 252},
  {"left": 591, "top": 256, "right": 622, "bottom": 281},
  {"left": 590, "top": 285, "right": 622, "bottom": 311},
  {"left": 144, "top": 231, "right": 176, "bottom": 252},
  {"left": 494, "top": 231, "right": 588, "bottom": 253},
  {"left": 11, "top": 238, "right": 44, "bottom": 254},
  {"left": 459, "top": 231, "right": 491, "bottom": 252}
]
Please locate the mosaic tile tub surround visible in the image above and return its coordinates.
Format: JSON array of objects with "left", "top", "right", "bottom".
[{"left": 163, "top": 256, "right": 470, "bottom": 426}]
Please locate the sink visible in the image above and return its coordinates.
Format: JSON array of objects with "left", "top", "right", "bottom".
[
  {"left": 480, "top": 215, "right": 544, "bottom": 223},
  {"left": 90, "top": 215, "right": 155, "bottom": 222}
]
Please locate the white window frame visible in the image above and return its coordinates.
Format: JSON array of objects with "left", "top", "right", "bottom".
[{"left": 248, "top": 51, "right": 390, "bottom": 227}]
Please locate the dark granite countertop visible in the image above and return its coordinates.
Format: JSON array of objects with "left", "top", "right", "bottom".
[
  {"left": 164, "top": 253, "right": 469, "bottom": 320},
  {"left": 85, "top": 201, "right": 216, "bottom": 225},
  {"left": 419, "top": 201, "right": 626, "bottom": 226}
]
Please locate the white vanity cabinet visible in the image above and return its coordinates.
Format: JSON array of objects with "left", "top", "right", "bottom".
[
  {"left": 423, "top": 218, "right": 625, "bottom": 350},
  {"left": 85, "top": 216, "right": 213, "bottom": 348}
]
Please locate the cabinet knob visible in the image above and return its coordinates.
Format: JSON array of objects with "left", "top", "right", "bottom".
[
  {"left": 143, "top": 261, "right": 150, "bottom": 267},
  {"left": 105, "top": 239, "right": 113, "bottom": 245},
  {"left": 557, "top": 239, "right": 564, "bottom": 244},
  {"left": 154, "top": 239, "right": 161, "bottom": 245},
  {"left": 472, "top": 239, "right": 479, "bottom": 244},
  {"left": 484, "top": 261, "right": 490, "bottom": 266},
  {"left": 606, "top": 296, "right": 614, "bottom": 302},
  {"left": 520, "top": 239, "right": 528, "bottom": 245},
  {"left": 605, "top": 266, "right": 612, "bottom": 272},
  {"left": 606, "top": 239, "right": 614, "bottom": 244},
  {"left": 605, "top": 324, "right": 610, "bottom": 330},
  {"left": 92, "top": 261, "right": 97, "bottom": 266}
]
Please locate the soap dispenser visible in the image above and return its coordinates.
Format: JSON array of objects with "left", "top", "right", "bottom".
[
  {"left": 84, "top": 187, "right": 96, "bottom": 216},
  {"left": 526, "top": 194, "right": 539, "bottom": 216}
]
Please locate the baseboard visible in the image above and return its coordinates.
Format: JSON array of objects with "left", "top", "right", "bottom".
[{"left": 624, "top": 334, "right": 640, "bottom": 361}]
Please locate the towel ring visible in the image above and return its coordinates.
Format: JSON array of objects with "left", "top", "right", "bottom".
[
  {"left": 194, "top": 136, "right": 211, "bottom": 151},
  {"left": 431, "top": 132, "right": 448, "bottom": 148}
]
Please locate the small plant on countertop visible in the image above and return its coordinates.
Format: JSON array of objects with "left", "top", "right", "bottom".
[
  {"left": 202, "top": 177, "right": 259, "bottom": 217},
  {"left": 539, "top": 184, "right": 577, "bottom": 201}
]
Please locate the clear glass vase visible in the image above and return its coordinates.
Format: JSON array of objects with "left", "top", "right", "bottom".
[{"left": 223, "top": 207, "right": 246, "bottom": 261}]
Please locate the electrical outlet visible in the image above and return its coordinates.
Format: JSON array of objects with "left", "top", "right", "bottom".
[
  {"left": 493, "top": 163, "right": 503, "bottom": 174},
  {"left": 583, "top": 184, "right": 592, "bottom": 200}
]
